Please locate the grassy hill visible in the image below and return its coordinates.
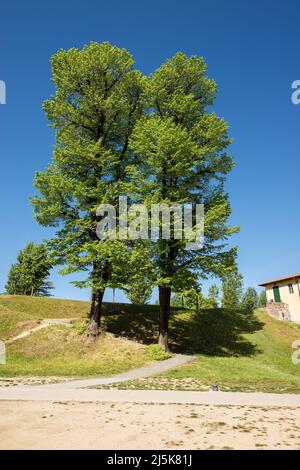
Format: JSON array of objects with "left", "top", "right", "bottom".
[
  {"left": 161, "top": 309, "right": 300, "bottom": 393},
  {"left": 0, "top": 295, "right": 160, "bottom": 340},
  {"left": 1, "top": 295, "right": 300, "bottom": 392},
  {"left": 99, "top": 304, "right": 300, "bottom": 393},
  {"left": 0, "top": 295, "right": 160, "bottom": 377}
]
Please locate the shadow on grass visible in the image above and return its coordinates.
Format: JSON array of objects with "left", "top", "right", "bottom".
[{"left": 103, "top": 307, "right": 264, "bottom": 357}]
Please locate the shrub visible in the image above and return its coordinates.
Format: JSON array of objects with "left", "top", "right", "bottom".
[
  {"left": 147, "top": 344, "right": 173, "bottom": 361},
  {"left": 74, "top": 322, "right": 87, "bottom": 335}
]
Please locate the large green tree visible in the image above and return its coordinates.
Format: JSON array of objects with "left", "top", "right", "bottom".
[
  {"left": 242, "top": 287, "right": 259, "bottom": 310},
  {"left": 32, "top": 43, "right": 238, "bottom": 349},
  {"left": 5, "top": 242, "right": 53, "bottom": 296},
  {"left": 130, "top": 53, "right": 238, "bottom": 350},
  {"left": 31, "top": 42, "right": 145, "bottom": 337},
  {"left": 221, "top": 272, "right": 243, "bottom": 308}
]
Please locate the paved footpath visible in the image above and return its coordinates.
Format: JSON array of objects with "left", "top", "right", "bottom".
[
  {"left": 1, "top": 388, "right": 300, "bottom": 406},
  {"left": 1, "top": 351, "right": 300, "bottom": 407},
  {"left": 30, "top": 353, "right": 194, "bottom": 389}
]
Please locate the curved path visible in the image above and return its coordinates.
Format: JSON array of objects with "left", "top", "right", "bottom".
[
  {"left": 3, "top": 324, "right": 300, "bottom": 407},
  {"left": 31, "top": 353, "right": 194, "bottom": 390}
]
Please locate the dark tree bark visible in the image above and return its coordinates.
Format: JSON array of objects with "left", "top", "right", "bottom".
[
  {"left": 158, "top": 285, "right": 171, "bottom": 351},
  {"left": 87, "top": 261, "right": 109, "bottom": 340},
  {"left": 88, "top": 288, "right": 104, "bottom": 339},
  {"left": 196, "top": 294, "right": 199, "bottom": 312}
]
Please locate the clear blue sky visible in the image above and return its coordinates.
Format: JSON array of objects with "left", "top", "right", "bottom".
[{"left": 0, "top": 0, "right": 299, "bottom": 302}]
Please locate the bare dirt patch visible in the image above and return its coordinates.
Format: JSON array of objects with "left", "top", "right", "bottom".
[{"left": 0, "top": 401, "right": 300, "bottom": 450}]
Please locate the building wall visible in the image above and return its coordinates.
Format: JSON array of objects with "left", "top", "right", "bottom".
[{"left": 265, "top": 279, "right": 300, "bottom": 322}]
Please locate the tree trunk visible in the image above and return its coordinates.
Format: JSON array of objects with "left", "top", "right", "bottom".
[
  {"left": 158, "top": 286, "right": 171, "bottom": 351},
  {"left": 88, "top": 289, "right": 104, "bottom": 340}
]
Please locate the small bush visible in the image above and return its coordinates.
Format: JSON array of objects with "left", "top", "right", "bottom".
[
  {"left": 147, "top": 344, "right": 173, "bottom": 361},
  {"left": 74, "top": 322, "right": 87, "bottom": 335}
]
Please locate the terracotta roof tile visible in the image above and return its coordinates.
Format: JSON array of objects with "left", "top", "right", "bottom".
[{"left": 259, "top": 273, "right": 300, "bottom": 286}]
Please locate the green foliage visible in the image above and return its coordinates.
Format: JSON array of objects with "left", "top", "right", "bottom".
[
  {"left": 258, "top": 290, "right": 267, "bottom": 307},
  {"left": 171, "top": 294, "right": 184, "bottom": 308},
  {"left": 197, "top": 293, "right": 216, "bottom": 309},
  {"left": 5, "top": 243, "right": 53, "bottom": 296},
  {"left": 242, "top": 287, "right": 259, "bottom": 310},
  {"left": 181, "top": 288, "right": 199, "bottom": 309},
  {"left": 74, "top": 321, "right": 87, "bottom": 335},
  {"left": 126, "top": 280, "right": 152, "bottom": 305},
  {"left": 147, "top": 344, "right": 173, "bottom": 361},
  {"left": 221, "top": 272, "right": 243, "bottom": 308},
  {"left": 171, "top": 289, "right": 216, "bottom": 310},
  {"left": 31, "top": 42, "right": 238, "bottom": 341},
  {"left": 208, "top": 284, "right": 219, "bottom": 307},
  {"left": 124, "top": 243, "right": 154, "bottom": 304},
  {"left": 31, "top": 42, "right": 147, "bottom": 297},
  {"left": 179, "top": 287, "right": 216, "bottom": 310},
  {"left": 129, "top": 51, "right": 238, "bottom": 295},
  {"left": 4, "top": 264, "right": 22, "bottom": 295}
]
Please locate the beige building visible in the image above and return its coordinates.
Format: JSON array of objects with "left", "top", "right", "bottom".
[{"left": 259, "top": 273, "right": 300, "bottom": 323}]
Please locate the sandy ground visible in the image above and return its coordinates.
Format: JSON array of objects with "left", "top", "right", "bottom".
[{"left": 1, "top": 400, "right": 300, "bottom": 450}]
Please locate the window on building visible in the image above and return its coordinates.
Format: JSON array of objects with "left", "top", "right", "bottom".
[{"left": 288, "top": 283, "right": 294, "bottom": 294}]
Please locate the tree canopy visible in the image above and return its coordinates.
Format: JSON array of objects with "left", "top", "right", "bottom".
[
  {"left": 242, "top": 287, "right": 259, "bottom": 310},
  {"left": 32, "top": 42, "right": 238, "bottom": 349},
  {"left": 221, "top": 272, "right": 243, "bottom": 308},
  {"left": 31, "top": 42, "right": 146, "bottom": 336},
  {"left": 130, "top": 52, "right": 238, "bottom": 348},
  {"left": 5, "top": 242, "right": 53, "bottom": 296}
]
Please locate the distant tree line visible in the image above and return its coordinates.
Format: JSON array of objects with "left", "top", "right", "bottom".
[
  {"left": 170, "top": 272, "right": 266, "bottom": 310},
  {"left": 5, "top": 244, "right": 267, "bottom": 312}
]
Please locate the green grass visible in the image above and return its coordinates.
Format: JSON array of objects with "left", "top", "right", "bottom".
[
  {"left": 0, "top": 295, "right": 159, "bottom": 377},
  {"left": 161, "top": 310, "right": 300, "bottom": 393},
  {"left": 1, "top": 295, "right": 300, "bottom": 392},
  {"left": 100, "top": 306, "right": 300, "bottom": 393},
  {"left": 0, "top": 325, "right": 150, "bottom": 378},
  {"left": 0, "top": 294, "right": 161, "bottom": 340}
]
